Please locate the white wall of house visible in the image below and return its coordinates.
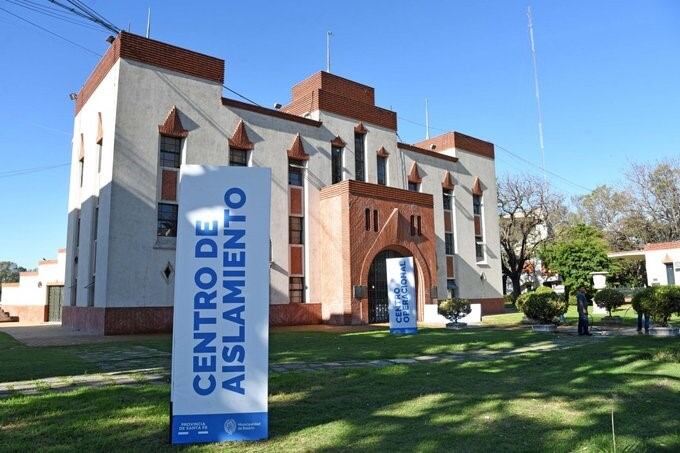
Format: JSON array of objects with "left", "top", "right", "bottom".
[
  {"left": 0, "top": 250, "right": 66, "bottom": 306},
  {"left": 645, "top": 247, "right": 680, "bottom": 286}
]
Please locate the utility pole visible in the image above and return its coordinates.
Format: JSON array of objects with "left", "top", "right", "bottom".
[
  {"left": 527, "top": 6, "right": 546, "bottom": 181},
  {"left": 326, "top": 31, "right": 332, "bottom": 72},
  {"left": 146, "top": 7, "right": 151, "bottom": 38}
]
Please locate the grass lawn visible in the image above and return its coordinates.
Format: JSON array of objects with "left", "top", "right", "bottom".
[{"left": 0, "top": 334, "right": 678, "bottom": 452}]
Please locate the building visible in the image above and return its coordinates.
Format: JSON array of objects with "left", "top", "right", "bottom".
[
  {"left": 609, "top": 241, "right": 680, "bottom": 287},
  {"left": 62, "top": 32, "right": 503, "bottom": 334},
  {"left": 0, "top": 249, "right": 66, "bottom": 323}
]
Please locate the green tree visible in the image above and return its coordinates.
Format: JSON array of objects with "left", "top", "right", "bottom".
[
  {"left": 540, "top": 224, "right": 611, "bottom": 298},
  {"left": 0, "top": 261, "right": 26, "bottom": 299}
]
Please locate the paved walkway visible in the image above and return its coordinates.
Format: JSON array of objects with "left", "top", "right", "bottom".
[
  {"left": 0, "top": 334, "right": 606, "bottom": 398},
  {"left": 0, "top": 322, "right": 170, "bottom": 347}
]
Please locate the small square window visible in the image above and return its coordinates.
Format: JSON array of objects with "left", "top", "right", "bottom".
[
  {"left": 289, "top": 159, "right": 304, "bottom": 186},
  {"left": 229, "top": 149, "right": 248, "bottom": 167},
  {"left": 443, "top": 189, "right": 452, "bottom": 210},
  {"left": 475, "top": 240, "right": 485, "bottom": 262},
  {"left": 289, "top": 216, "right": 303, "bottom": 244},
  {"left": 289, "top": 277, "right": 305, "bottom": 303},
  {"left": 408, "top": 182, "right": 419, "bottom": 192},
  {"left": 377, "top": 156, "right": 387, "bottom": 186},
  {"left": 445, "top": 233, "right": 454, "bottom": 255}
]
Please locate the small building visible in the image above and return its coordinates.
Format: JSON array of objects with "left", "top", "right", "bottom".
[
  {"left": 608, "top": 240, "right": 680, "bottom": 286},
  {"left": 62, "top": 32, "right": 504, "bottom": 334},
  {"left": 0, "top": 249, "right": 66, "bottom": 323}
]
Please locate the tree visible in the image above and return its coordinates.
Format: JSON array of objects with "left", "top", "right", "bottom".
[
  {"left": 626, "top": 158, "right": 680, "bottom": 243},
  {"left": 574, "top": 185, "right": 635, "bottom": 251},
  {"left": 497, "top": 174, "right": 567, "bottom": 299},
  {"left": 540, "top": 224, "right": 611, "bottom": 298},
  {"left": 0, "top": 261, "right": 26, "bottom": 299}
]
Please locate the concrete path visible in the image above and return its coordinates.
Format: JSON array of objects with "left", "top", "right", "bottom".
[
  {"left": 0, "top": 334, "right": 606, "bottom": 398},
  {"left": 0, "top": 322, "right": 171, "bottom": 346}
]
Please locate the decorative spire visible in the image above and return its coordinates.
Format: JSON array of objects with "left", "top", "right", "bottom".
[
  {"left": 158, "top": 106, "right": 188, "bottom": 138},
  {"left": 376, "top": 146, "right": 390, "bottom": 157},
  {"left": 228, "top": 120, "right": 254, "bottom": 150},
  {"left": 330, "top": 135, "right": 346, "bottom": 147},
  {"left": 287, "top": 133, "right": 309, "bottom": 160},
  {"left": 408, "top": 163, "right": 422, "bottom": 184},
  {"left": 442, "top": 171, "right": 455, "bottom": 189},
  {"left": 471, "top": 177, "right": 483, "bottom": 195},
  {"left": 354, "top": 122, "right": 368, "bottom": 134}
]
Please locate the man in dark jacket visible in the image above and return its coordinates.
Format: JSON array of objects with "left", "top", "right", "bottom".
[{"left": 576, "top": 287, "right": 592, "bottom": 336}]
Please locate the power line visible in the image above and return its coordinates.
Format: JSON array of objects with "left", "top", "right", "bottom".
[
  {"left": 0, "top": 162, "right": 70, "bottom": 179},
  {"left": 396, "top": 113, "right": 592, "bottom": 193},
  {"left": 4, "top": 0, "right": 102, "bottom": 31},
  {"left": 222, "top": 85, "right": 262, "bottom": 107},
  {"left": 0, "top": 5, "right": 100, "bottom": 56},
  {"left": 50, "top": 0, "right": 120, "bottom": 33}
]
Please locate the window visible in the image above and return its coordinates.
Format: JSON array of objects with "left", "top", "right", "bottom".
[
  {"left": 354, "top": 133, "right": 365, "bottom": 182},
  {"left": 443, "top": 189, "right": 452, "bottom": 210},
  {"left": 75, "top": 215, "right": 81, "bottom": 247},
  {"left": 157, "top": 203, "right": 178, "bottom": 237},
  {"left": 417, "top": 215, "right": 422, "bottom": 236},
  {"left": 288, "top": 159, "right": 304, "bottom": 186},
  {"left": 365, "top": 208, "right": 370, "bottom": 231},
  {"left": 289, "top": 277, "right": 305, "bottom": 303},
  {"left": 79, "top": 158, "right": 84, "bottom": 187},
  {"left": 377, "top": 156, "right": 387, "bottom": 185},
  {"left": 97, "top": 144, "right": 103, "bottom": 173},
  {"left": 408, "top": 182, "right": 419, "bottom": 192},
  {"left": 373, "top": 210, "right": 378, "bottom": 232},
  {"left": 229, "top": 149, "right": 248, "bottom": 167},
  {"left": 331, "top": 146, "right": 343, "bottom": 184},
  {"left": 447, "top": 279, "right": 457, "bottom": 298},
  {"left": 410, "top": 215, "right": 416, "bottom": 236},
  {"left": 473, "top": 195, "right": 482, "bottom": 216},
  {"left": 476, "top": 241, "right": 485, "bottom": 261},
  {"left": 160, "top": 136, "right": 182, "bottom": 168},
  {"left": 289, "top": 216, "right": 303, "bottom": 244},
  {"left": 445, "top": 233, "right": 454, "bottom": 255}
]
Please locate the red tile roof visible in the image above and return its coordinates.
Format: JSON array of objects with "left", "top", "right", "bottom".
[{"left": 644, "top": 241, "right": 680, "bottom": 251}]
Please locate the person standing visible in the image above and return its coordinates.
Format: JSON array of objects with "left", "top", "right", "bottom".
[
  {"left": 576, "top": 287, "right": 592, "bottom": 336},
  {"left": 636, "top": 305, "right": 650, "bottom": 334}
]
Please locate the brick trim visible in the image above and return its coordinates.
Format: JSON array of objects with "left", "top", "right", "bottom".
[
  {"left": 376, "top": 146, "right": 390, "bottom": 157},
  {"left": 158, "top": 106, "right": 188, "bottom": 138},
  {"left": 287, "top": 134, "right": 310, "bottom": 160},
  {"left": 354, "top": 122, "right": 368, "bottom": 134},
  {"left": 76, "top": 32, "right": 224, "bottom": 114},
  {"left": 331, "top": 135, "right": 346, "bottom": 148},
  {"left": 397, "top": 142, "right": 458, "bottom": 163},
  {"left": 414, "top": 131, "right": 495, "bottom": 159},
  {"left": 442, "top": 171, "right": 455, "bottom": 189},
  {"left": 228, "top": 119, "right": 254, "bottom": 150},
  {"left": 472, "top": 177, "right": 483, "bottom": 195},
  {"left": 320, "top": 180, "right": 433, "bottom": 208},
  {"left": 1, "top": 282, "right": 19, "bottom": 288},
  {"left": 222, "top": 97, "right": 322, "bottom": 127},
  {"left": 408, "top": 163, "right": 422, "bottom": 184}
]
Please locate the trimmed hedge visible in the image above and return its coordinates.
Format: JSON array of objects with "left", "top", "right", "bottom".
[
  {"left": 438, "top": 298, "right": 472, "bottom": 324},
  {"left": 519, "top": 290, "right": 568, "bottom": 324},
  {"left": 593, "top": 288, "right": 625, "bottom": 317},
  {"left": 631, "top": 286, "right": 680, "bottom": 327}
]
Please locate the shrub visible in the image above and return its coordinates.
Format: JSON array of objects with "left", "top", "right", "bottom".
[
  {"left": 503, "top": 293, "right": 517, "bottom": 306},
  {"left": 438, "top": 298, "right": 472, "bottom": 324},
  {"left": 593, "top": 288, "right": 625, "bottom": 317},
  {"left": 631, "top": 287, "right": 655, "bottom": 313},
  {"left": 535, "top": 285, "right": 554, "bottom": 294},
  {"left": 519, "top": 290, "right": 568, "bottom": 324},
  {"left": 649, "top": 286, "right": 680, "bottom": 327},
  {"left": 515, "top": 292, "right": 531, "bottom": 312}
]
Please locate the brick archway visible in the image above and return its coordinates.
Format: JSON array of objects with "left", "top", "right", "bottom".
[{"left": 357, "top": 208, "right": 435, "bottom": 323}]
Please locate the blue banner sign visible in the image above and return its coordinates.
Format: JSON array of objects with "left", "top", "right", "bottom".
[
  {"left": 386, "top": 256, "right": 418, "bottom": 335},
  {"left": 171, "top": 165, "right": 271, "bottom": 444}
]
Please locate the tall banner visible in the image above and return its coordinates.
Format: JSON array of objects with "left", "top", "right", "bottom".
[
  {"left": 171, "top": 165, "right": 271, "bottom": 444},
  {"left": 386, "top": 256, "right": 417, "bottom": 335}
]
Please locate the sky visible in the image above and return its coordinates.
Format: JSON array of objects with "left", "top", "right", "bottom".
[{"left": 0, "top": 0, "right": 679, "bottom": 268}]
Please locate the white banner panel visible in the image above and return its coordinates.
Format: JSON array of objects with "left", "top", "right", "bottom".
[
  {"left": 171, "top": 165, "right": 271, "bottom": 444},
  {"left": 386, "top": 256, "right": 418, "bottom": 335}
]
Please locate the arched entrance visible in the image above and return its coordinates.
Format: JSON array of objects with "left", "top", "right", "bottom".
[{"left": 367, "top": 250, "right": 418, "bottom": 323}]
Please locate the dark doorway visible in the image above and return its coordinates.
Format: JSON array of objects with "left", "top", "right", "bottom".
[
  {"left": 666, "top": 263, "right": 676, "bottom": 285},
  {"left": 367, "top": 249, "right": 407, "bottom": 323},
  {"left": 47, "top": 285, "right": 64, "bottom": 322}
]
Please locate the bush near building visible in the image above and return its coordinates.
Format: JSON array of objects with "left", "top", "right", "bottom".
[
  {"left": 438, "top": 298, "right": 472, "bottom": 324},
  {"left": 594, "top": 288, "right": 625, "bottom": 317},
  {"left": 518, "top": 290, "right": 568, "bottom": 324},
  {"left": 631, "top": 286, "right": 680, "bottom": 327}
]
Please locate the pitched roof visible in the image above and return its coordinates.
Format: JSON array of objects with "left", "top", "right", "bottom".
[
  {"left": 471, "top": 177, "right": 483, "bottom": 195},
  {"left": 408, "top": 163, "right": 422, "bottom": 184},
  {"left": 442, "top": 171, "right": 455, "bottom": 189},
  {"left": 376, "top": 146, "right": 390, "bottom": 157},
  {"left": 354, "top": 122, "right": 368, "bottom": 134},
  {"left": 644, "top": 241, "right": 680, "bottom": 251},
  {"left": 287, "top": 134, "right": 309, "bottom": 160},
  {"left": 331, "top": 135, "right": 346, "bottom": 147},
  {"left": 158, "top": 106, "right": 188, "bottom": 138},
  {"left": 228, "top": 120, "right": 254, "bottom": 150}
]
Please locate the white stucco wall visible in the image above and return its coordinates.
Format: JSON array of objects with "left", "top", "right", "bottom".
[
  {"left": 645, "top": 247, "right": 680, "bottom": 286},
  {"left": 0, "top": 250, "right": 66, "bottom": 306}
]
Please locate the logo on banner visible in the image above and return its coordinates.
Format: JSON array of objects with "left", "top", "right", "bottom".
[
  {"left": 224, "top": 419, "right": 237, "bottom": 435},
  {"left": 386, "top": 256, "right": 418, "bottom": 335}
]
